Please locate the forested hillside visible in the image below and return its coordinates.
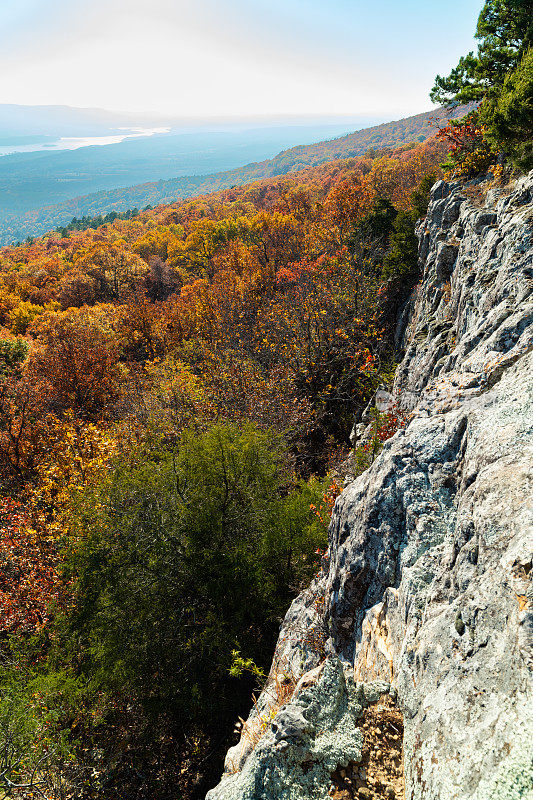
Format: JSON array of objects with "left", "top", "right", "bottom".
[
  {"left": 0, "top": 105, "right": 470, "bottom": 245},
  {"left": 0, "top": 133, "right": 447, "bottom": 799},
  {"left": 0, "top": 0, "right": 531, "bottom": 798}
]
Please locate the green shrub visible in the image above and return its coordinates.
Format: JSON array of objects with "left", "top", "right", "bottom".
[
  {"left": 381, "top": 211, "right": 419, "bottom": 280},
  {"left": 346, "top": 197, "right": 397, "bottom": 272},
  {"left": 62, "top": 422, "right": 327, "bottom": 725},
  {"left": 410, "top": 174, "right": 436, "bottom": 219},
  {"left": 0, "top": 647, "right": 86, "bottom": 798},
  {"left": 0, "top": 423, "right": 328, "bottom": 797}
]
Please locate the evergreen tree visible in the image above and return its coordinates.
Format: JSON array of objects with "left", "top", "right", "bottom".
[
  {"left": 381, "top": 211, "right": 419, "bottom": 280},
  {"left": 484, "top": 47, "right": 533, "bottom": 169},
  {"left": 431, "top": 0, "right": 533, "bottom": 105}
]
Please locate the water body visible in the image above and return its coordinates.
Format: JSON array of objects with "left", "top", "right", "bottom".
[{"left": 0, "top": 127, "right": 170, "bottom": 156}]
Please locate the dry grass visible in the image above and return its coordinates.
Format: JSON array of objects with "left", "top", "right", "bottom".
[{"left": 461, "top": 166, "right": 515, "bottom": 209}]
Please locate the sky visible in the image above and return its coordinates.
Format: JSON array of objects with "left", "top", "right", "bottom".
[{"left": 0, "top": 0, "right": 484, "bottom": 119}]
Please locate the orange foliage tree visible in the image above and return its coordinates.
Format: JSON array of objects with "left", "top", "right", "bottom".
[
  {"left": 0, "top": 498, "right": 61, "bottom": 634},
  {"left": 28, "top": 307, "right": 124, "bottom": 419}
]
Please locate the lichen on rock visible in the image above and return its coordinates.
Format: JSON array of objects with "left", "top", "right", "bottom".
[{"left": 207, "top": 659, "right": 391, "bottom": 800}]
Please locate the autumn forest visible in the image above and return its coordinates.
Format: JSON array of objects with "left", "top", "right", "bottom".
[
  {"left": 0, "top": 129, "right": 449, "bottom": 798},
  {"left": 1, "top": 0, "right": 532, "bottom": 792}
]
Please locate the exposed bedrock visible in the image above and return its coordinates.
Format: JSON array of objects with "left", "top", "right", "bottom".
[{"left": 207, "top": 171, "right": 533, "bottom": 800}]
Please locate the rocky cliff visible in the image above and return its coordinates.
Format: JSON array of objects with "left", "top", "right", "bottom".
[{"left": 207, "top": 170, "right": 533, "bottom": 800}]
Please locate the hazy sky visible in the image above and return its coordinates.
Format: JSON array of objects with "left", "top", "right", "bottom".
[{"left": 0, "top": 0, "right": 484, "bottom": 118}]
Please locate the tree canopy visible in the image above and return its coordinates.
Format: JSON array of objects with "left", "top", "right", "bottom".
[{"left": 431, "top": 0, "right": 533, "bottom": 105}]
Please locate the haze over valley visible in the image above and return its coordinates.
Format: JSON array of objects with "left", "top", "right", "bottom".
[
  {"left": 0, "top": 104, "right": 468, "bottom": 244},
  {"left": 0, "top": 103, "right": 393, "bottom": 242}
]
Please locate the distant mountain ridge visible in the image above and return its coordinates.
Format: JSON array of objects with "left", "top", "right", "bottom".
[{"left": 0, "top": 105, "right": 471, "bottom": 245}]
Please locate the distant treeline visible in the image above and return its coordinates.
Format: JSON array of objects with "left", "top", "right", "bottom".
[{"left": 54, "top": 207, "right": 153, "bottom": 238}]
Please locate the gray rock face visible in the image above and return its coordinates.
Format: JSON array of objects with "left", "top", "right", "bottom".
[
  {"left": 208, "top": 171, "right": 533, "bottom": 799},
  {"left": 395, "top": 173, "right": 533, "bottom": 414}
]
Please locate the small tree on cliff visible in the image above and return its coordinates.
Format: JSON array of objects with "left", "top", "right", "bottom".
[{"left": 483, "top": 47, "right": 533, "bottom": 170}]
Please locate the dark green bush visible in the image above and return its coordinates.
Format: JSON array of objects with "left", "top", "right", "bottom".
[
  {"left": 381, "top": 211, "right": 419, "bottom": 280},
  {"left": 61, "top": 421, "right": 327, "bottom": 740},
  {"left": 0, "top": 645, "right": 87, "bottom": 798},
  {"left": 346, "top": 197, "right": 398, "bottom": 272},
  {"left": 410, "top": 174, "right": 436, "bottom": 219}
]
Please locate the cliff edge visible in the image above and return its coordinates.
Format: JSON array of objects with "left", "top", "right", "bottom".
[{"left": 207, "top": 171, "right": 533, "bottom": 800}]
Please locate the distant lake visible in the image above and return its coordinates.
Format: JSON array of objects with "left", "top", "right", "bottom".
[{"left": 0, "top": 127, "right": 170, "bottom": 156}]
